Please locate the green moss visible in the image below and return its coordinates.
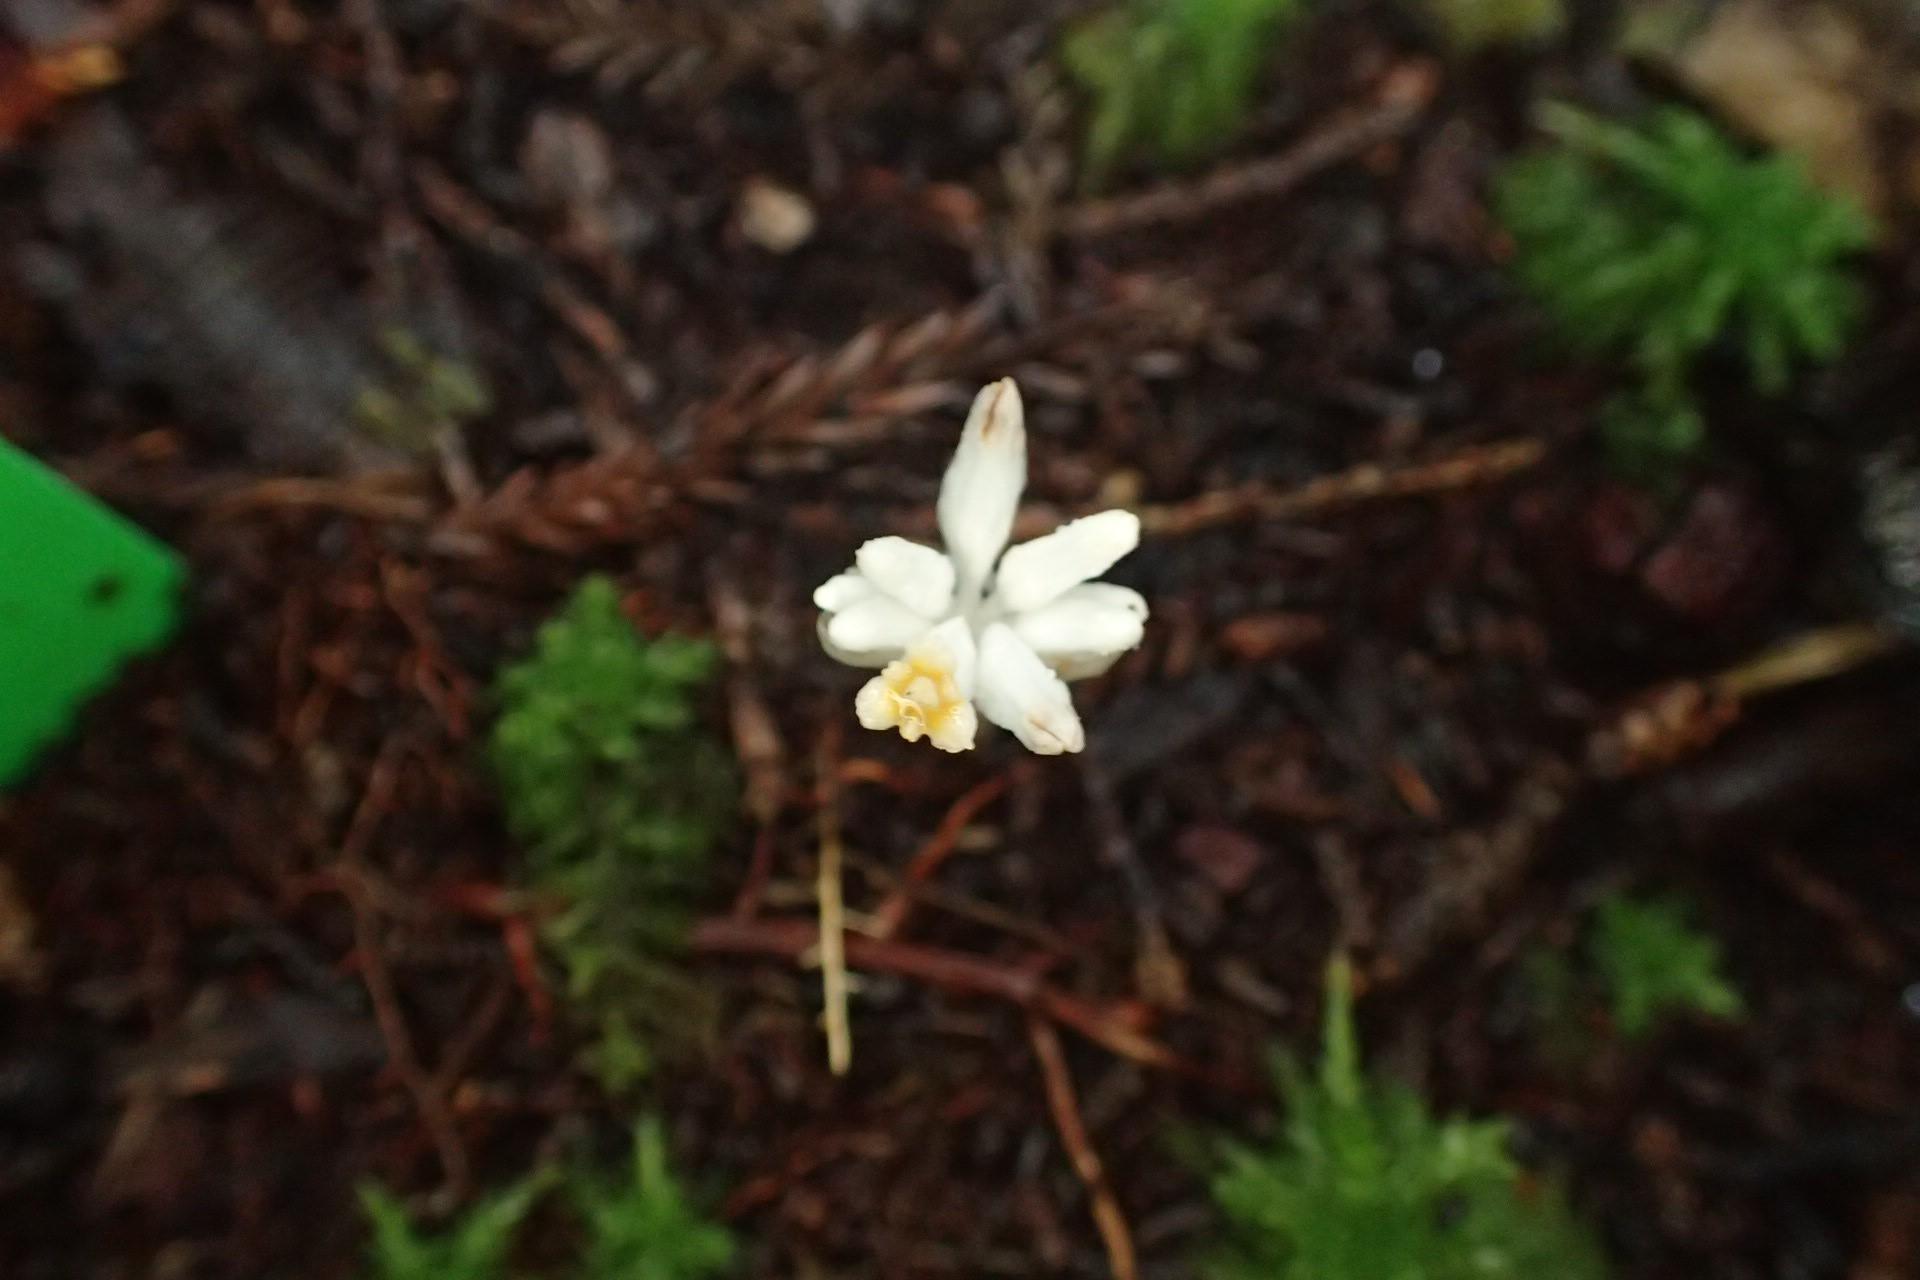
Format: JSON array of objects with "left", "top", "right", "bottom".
[
  {"left": 362, "top": 1123, "right": 729, "bottom": 1280},
  {"left": 489, "top": 576, "right": 735, "bottom": 1089},
  {"left": 1596, "top": 378, "right": 1707, "bottom": 482},
  {"left": 1062, "top": 0, "right": 1306, "bottom": 188},
  {"left": 1203, "top": 958, "right": 1609, "bottom": 1280},
  {"left": 1591, "top": 893, "right": 1743, "bottom": 1040},
  {"left": 353, "top": 327, "right": 492, "bottom": 450},
  {"left": 1499, "top": 104, "right": 1871, "bottom": 396},
  {"left": 574, "top": 1120, "right": 735, "bottom": 1280},
  {"left": 361, "top": 1174, "right": 552, "bottom": 1280}
]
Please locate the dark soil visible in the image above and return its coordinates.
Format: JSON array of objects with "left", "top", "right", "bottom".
[{"left": 3, "top": 1, "right": 1919, "bottom": 1277}]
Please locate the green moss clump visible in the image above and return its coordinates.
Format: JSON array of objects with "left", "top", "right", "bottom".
[
  {"left": 1204, "top": 958, "right": 1610, "bottom": 1280},
  {"left": 1062, "top": 0, "right": 1305, "bottom": 188},
  {"left": 361, "top": 1174, "right": 552, "bottom": 1280},
  {"left": 1500, "top": 103, "right": 1871, "bottom": 394},
  {"left": 362, "top": 1123, "right": 730, "bottom": 1280},
  {"left": 1591, "top": 893, "right": 1743, "bottom": 1040},
  {"left": 1498, "top": 104, "right": 1871, "bottom": 474},
  {"left": 489, "top": 575, "right": 736, "bottom": 1089}
]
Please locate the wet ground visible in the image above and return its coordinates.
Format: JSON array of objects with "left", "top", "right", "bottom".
[{"left": 2, "top": 1, "right": 1920, "bottom": 1276}]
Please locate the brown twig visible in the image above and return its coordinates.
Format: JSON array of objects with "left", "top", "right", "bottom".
[
  {"left": 332, "top": 739, "right": 471, "bottom": 1196},
  {"left": 1140, "top": 437, "right": 1546, "bottom": 537},
  {"left": 1028, "top": 1015, "right": 1139, "bottom": 1280},
  {"left": 868, "top": 772, "right": 1012, "bottom": 938},
  {"left": 432, "top": 881, "right": 559, "bottom": 1045},
  {"left": 339, "top": 881, "right": 472, "bottom": 1197},
  {"left": 815, "top": 725, "right": 852, "bottom": 1076},
  {"left": 690, "top": 916, "right": 1222, "bottom": 1080},
  {"left": 379, "top": 558, "right": 472, "bottom": 741},
  {"left": 1083, "top": 759, "right": 1186, "bottom": 1009},
  {"left": 1588, "top": 621, "right": 1909, "bottom": 778},
  {"left": 691, "top": 294, "right": 1005, "bottom": 450},
  {"left": 1379, "top": 759, "right": 1577, "bottom": 982},
  {"left": 707, "top": 567, "right": 788, "bottom": 826},
  {"left": 731, "top": 825, "right": 780, "bottom": 920},
  {"left": 1061, "top": 62, "right": 1437, "bottom": 239},
  {"left": 429, "top": 979, "right": 512, "bottom": 1098},
  {"left": 413, "top": 161, "right": 638, "bottom": 369},
  {"left": 1764, "top": 851, "right": 1904, "bottom": 978},
  {"left": 1711, "top": 621, "right": 1907, "bottom": 701},
  {"left": 205, "top": 474, "right": 436, "bottom": 523}
]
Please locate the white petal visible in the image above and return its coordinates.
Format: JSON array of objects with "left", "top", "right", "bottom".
[
  {"left": 976, "top": 622, "right": 1085, "bottom": 755},
  {"left": 1047, "top": 650, "right": 1129, "bottom": 682},
  {"left": 855, "top": 675, "right": 898, "bottom": 730},
  {"left": 1011, "top": 584, "right": 1147, "bottom": 678},
  {"left": 825, "top": 595, "right": 930, "bottom": 657},
  {"left": 992, "top": 509, "right": 1140, "bottom": 614},
  {"left": 855, "top": 536, "right": 955, "bottom": 619},
  {"left": 852, "top": 618, "right": 978, "bottom": 752},
  {"left": 937, "top": 378, "right": 1026, "bottom": 594},
  {"left": 817, "top": 615, "right": 896, "bottom": 668},
  {"left": 913, "top": 616, "right": 978, "bottom": 697},
  {"left": 925, "top": 697, "right": 978, "bottom": 752},
  {"left": 813, "top": 570, "right": 875, "bottom": 612}
]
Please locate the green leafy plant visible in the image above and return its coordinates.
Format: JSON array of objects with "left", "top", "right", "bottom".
[
  {"left": 361, "top": 1123, "right": 730, "bottom": 1280},
  {"left": 1500, "top": 103, "right": 1871, "bottom": 392},
  {"left": 361, "top": 1173, "right": 551, "bottom": 1280},
  {"left": 354, "top": 327, "right": 492, "bottom": 450},
  {"left": 490, "top": 576, "right": 735, "bottom": 1089},
  {"left": 575, "top": 1120, "right": 735, "bottom": 1280},
  {"left": 1594, "top": 379, "right": 1707, "bottom": 481},
  {"left": 1062, "top": 0, "right": 1305, "bottom": 188},
  {"left": 1590, "top": 893, "right": 1743, "bottom": 1039},
  {"left": 1498, "top": 104, "right": 1872, "bottom": 472},
  {"left": 1204, "top": 957, "right": 1609, "bottom": 1280}
]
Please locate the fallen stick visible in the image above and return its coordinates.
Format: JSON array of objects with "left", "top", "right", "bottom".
[
  {"left": 1029, "top": 1015, "right": 1138, "bottom": 1280},
  {"left": 814, "top": 728, "right": 853, "bottom": 1077},
  {"left": 868, "top": 772, "right": 1012, "bottom": 938},
  {"left": 1139, "top": 437, "right": 1546, "bottom": 537},
  {"left": 689, "top": 916, "right": 1214, "bottom": 1079},
  {"left": 1061, "top": 62, "right": 1436, "bottom": 239}
]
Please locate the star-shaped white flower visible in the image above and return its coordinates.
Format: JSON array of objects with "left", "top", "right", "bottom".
[{"left": 814, "top": 378, "right": 1147, "bottom": 754}]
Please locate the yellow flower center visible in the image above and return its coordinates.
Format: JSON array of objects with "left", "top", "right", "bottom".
[{"left": 856, "top": 649, "right": 976, "bottom": 752}]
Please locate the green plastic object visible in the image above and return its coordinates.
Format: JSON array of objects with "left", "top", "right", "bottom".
[{"left": 1, "top": 438, "right": 184, "bottom": 786}]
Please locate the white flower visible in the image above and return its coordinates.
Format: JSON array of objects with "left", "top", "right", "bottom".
[{"left": 814, "top": 378, "right": 1148, "bottom": 754}]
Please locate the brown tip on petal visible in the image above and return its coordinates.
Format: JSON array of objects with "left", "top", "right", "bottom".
[
  {"left": 1027, "top": 713, "right": 1082, "bottom": 754},
  {"left": 981, "top": 380, "right": 1010, "bottom": 440}
]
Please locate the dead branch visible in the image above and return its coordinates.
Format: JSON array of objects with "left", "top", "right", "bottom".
[
  {"left": 814, "top": 724, "right": 852, "bottom": 1076},
  {"left": 1028, "top": 1016, "right": 1138, "bottom": 1280},
  {"left": 869, "top": 772, "right": 1013, "bottom": 938},
  {"left": 1140, "top": 437, "right": 1546, "bottom": 537},
  {"left": 689, "top": 916, "right": 1222, "bottom": 1081},
  {"left": 1061, "top": 62, "right": 1437, "bottom": 239}
]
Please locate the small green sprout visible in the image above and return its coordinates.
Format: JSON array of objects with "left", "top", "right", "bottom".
[
  {"left": 1062, "top": 0, "right": 1305, "bottom": 188},
  {"left": 1499, "top": 104, "right": 1872, "bottom": 394},
  {"left": 1595, "top": 379, "right": 1707, "bottom": 481},
  {"left": 361, "top": 1173, "right": 551, "bottom": 1280},
  {"left": 1591, "top": 893, "right": 1743, "bottom": 1039},
  {"left": 1419, "top": 0, "right": 1564, "bottom": 51},
  {"left": 1204, "top": 957, "right": 1609, "bottom": 1280},
  {"left": 354, "top": 327, "right": 492, "bottom": 450},
  {"left": 490, "top": 576, "right": 736, "bottom": 1089},
  {"left": 360, "top": 1122, "right": 729, "bottom": 1280},
  {"left": 574, "top": 1121, "right": 734, "bottom": 1280}
]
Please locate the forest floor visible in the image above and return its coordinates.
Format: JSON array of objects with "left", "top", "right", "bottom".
[{"left": 3, "top": 0, "right": 1920, "bottom": 1276}]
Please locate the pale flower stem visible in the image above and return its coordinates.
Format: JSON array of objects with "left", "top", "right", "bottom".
[{"left": 815, "top": 732, "right": 853, "bottom": 1076}]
